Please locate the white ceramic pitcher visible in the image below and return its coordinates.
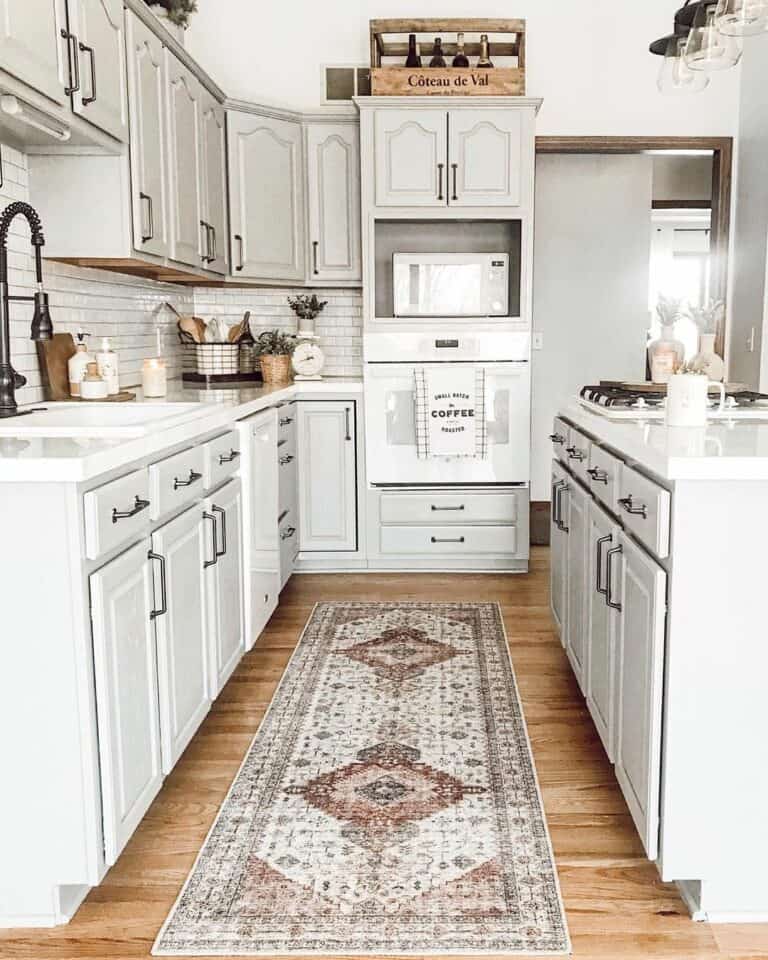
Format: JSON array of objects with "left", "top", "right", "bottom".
[{"left": 665, "top": 373, "right": 725, "bottom": 427}]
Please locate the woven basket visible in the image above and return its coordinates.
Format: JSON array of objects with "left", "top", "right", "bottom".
[{"left": 260, "top": 354, "right": 293, "bottom": 384}]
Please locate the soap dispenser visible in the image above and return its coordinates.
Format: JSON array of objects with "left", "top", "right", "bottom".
[
  {"left": 96, "top": 336, "right": 120, "bottom": 395},
  {"left": 68, "top": 329, "right": 92, "bottom": 397}
]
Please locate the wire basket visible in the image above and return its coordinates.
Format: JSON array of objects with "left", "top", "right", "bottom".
[{"left": 195, "top": 343, "right": 240, "bottom": 376}]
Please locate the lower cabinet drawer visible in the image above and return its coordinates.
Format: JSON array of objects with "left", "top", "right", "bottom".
[
  {"left": 617, "top": 464, "right": 671, "bottom": 559},
  {"left": 380, "top": 525, "right": 517, "bottom": 556},
  {"left": 84, "top": 468, "right": 151, "bottom": 560},
  {"left": 203, "top": 430, "right": 242, "bottom": 490},
  {"left": 587, "top": 444, "right": 623, "bottom": 514},
  {"left": 380, "top": 492, "right": 518, "bottom": 525},
  {"left": 149, "top": 445, "right": 205, "bottom": 520}
]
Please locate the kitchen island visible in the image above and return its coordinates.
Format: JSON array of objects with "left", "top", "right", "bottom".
[{"left": 551, "top": 401, "right": 768, "bottom": 922}]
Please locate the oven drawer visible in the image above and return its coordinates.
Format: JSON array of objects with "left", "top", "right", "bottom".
[
  {"left": 380, "top": 492, "right": 517, "bottom": 525},
  {"left": 203, "top": 430, "right": 242, "bottom": 490},
  {"left": 617, "top": 464, "right": 671, "bottom": 559},
  {"left": 550, "top": 417, "right": 570, "bottom": 463},
  {"left": 586, "top": 444, "right": 623, "bottom": 513},
  {"left": 84, "top": 468, "right": 151, "bottom": 560},
  {"left": 565, "top": 426, "right": 591, "bottom": 483},
  {"left": 149, "top": 445, "right": 205, "bottom": 520},
  {"left": 380, "top": 525, "right": 517, "bottom": 556}
]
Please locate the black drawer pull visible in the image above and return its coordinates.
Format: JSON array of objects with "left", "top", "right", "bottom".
[
  {"left": 279, "top": 454, "right": 295, "bottom": 465},
  {"left": 148, "top": 551, "right": 167, "bottom": 620},
  {"left": 431, "top": 504, "right": 465, "bottom": 512},
  {"left": 566, "top": 445, "right": 586, "bottom": 462},
  {"left": 431, "top": 536, "right": 465, "bottom": 544},
  {"left": 173, "top": 469, "right": 202, "bottom": 490},
  {"left": 78, "top": 41, "right": 97, "bottom": 104},
  {"left": 218, "top": 449, "right": 240, "bottom": 465},
  {"left": 279, "top": 417, "right": 294, "bottom": 426},
  {"left": 203, "top": 510, "right": 218, "bottom": 568},
  {"left": 281, "top": 525, "right": 296, "bottom": 541},
  {"left": 212, "top": 504, "right": 227, "bottom": 557},
  {"left": 618, "top": 495, "right": 648, "bottom": 519},
  {"left": 112, "top": 495, "right": 150, "bottom": 523},
  {"left": 606, "top": 544, "right": 623, "bottom": 611},
  {"left": 549, "top": 433, "right": 566, "bottom": 445},
  {"left": 587, "top": 467, "right": 609, "bottom": 484},
  {"left": 595, "top": 534, "right": 612, "bottom": 596}
]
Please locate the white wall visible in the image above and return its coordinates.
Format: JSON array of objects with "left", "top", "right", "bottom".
[
  {"left": 186, "top": 0, "right": 740, "bottom": 135},
  {"left": 652, "top": 155, "right": 713, "bottom": 204},
  {"left": 728, "top": 35, "right": 768, "bottom": 389}
]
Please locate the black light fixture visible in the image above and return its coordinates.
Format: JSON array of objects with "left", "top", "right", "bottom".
[{"left": 0, "top": 201, "right": 54, "bottom": 419}]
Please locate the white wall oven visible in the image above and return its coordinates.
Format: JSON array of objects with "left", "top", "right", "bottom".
[{"left": 365, "top": 361, "right": 530, "bottom": 486}]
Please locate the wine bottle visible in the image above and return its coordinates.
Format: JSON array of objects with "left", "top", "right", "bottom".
[
  {"left": 429, "top": 37, "right": 446, "bottom": 67},
  {"left": 477, "top": 33, "right": 494, "bottom": 68},
  {"left": 405, "top": 33, "right": 421, "bottom": 67},
  {"left": 452, "top": 32, "right": 470, "bottom": 67}
]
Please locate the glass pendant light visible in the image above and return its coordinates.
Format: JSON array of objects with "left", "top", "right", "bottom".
[
  {"left": 658, "top": 36, "right": 711, "bottom": 92},
  {"left": 685, "top": 3, "right": 743, "bottom": 69},
  {"left": 715, "top": 0, "right": 768, "bottom": 35}
]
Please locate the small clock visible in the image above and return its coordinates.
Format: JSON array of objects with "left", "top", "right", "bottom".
[{"left": 292, "top": 337, "right": 325, "bottom": 380}]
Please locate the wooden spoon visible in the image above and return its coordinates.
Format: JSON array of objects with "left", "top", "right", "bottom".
[{"left": 177, "top": 314, "right": 202, "bottom": 343}]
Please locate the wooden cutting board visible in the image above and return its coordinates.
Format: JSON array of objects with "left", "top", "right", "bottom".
[{"left": 36, "top": 333, "right": 76, "bottom": 400}]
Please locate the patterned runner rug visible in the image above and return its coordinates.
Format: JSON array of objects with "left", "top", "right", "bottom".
[{"left": 153, "top": 602, "right": 570, "bottom": 956}]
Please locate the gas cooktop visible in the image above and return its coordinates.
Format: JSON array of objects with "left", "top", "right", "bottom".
[{"left": 578, "top": 383, "right": 768, "bottom": 420}]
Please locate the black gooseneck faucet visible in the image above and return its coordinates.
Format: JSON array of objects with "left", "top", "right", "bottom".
[{"left": 0, "top": 201, "right": 53, "bottom": 419}]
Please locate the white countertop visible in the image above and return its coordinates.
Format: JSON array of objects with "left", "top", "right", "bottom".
[
  {"left": 563, "top": 400, "right": 768, "bottom": 481},
  {"left": 0, "top": 378, "right": 363, "bottom": 483}
]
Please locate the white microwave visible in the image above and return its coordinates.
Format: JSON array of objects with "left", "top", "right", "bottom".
[{"left": 393, "top": 253, "right": 509, "bottom": 318}]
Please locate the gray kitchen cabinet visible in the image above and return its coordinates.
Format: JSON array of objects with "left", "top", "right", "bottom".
[
  {"left": 305, "top": 121, "right": 361, "bottom": 282},
  {"left": 165, "top": 50, "right": 202, "bottom": 268},
  {"left": 200, "top": 93, "right": 227, "bottom": 274},
  {"left": 126, "top": 10, "right": 169, "bottom": 258},
  {"left": 446, "top": 108, "right": 522, "bottom": 207},
  {"left": 297, "top": 400, "right": 357, "bottom": 553},
  {"left": 614, "top": 530, "right": 666, "bottom": 861},
  {"left": 0, "top": 0, "right": 67, "bottom": 105},
  {"left": 374, "top": 108, "right": 447, "bottom": 207},
  {"left": 228, "top": 110, "right": 306, "bottom": 281},
  {"left": 70, "top": 0, "right": 127, "bottom": 141},
  {"left": 151, "top": 504, "right": 210, "bottom": 775},
  {"left": 89, "top": 538, "right": 163, "bottom": 866}
]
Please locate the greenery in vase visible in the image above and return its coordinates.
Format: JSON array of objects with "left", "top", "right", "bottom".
[
  {"left": 287, "top": 294, "right": 328, "bottom": 322},
  {"left": 655, "top": 294, "right": 683, "bottom": 329},
  {"left": 145, "top": 0, "right": 197, "bottom": 28},
  {"left": 687, "top": 299, "right": 725, "bottom": 335},
  {"left": 255, "top": 329, "right": 296, "bottom": 357}
]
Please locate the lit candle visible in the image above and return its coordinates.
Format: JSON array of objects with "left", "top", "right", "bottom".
[{"left": 142, "top": 357, "right": 167, "bottom": 397}]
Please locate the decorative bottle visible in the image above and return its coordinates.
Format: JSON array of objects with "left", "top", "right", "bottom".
[
  {"left": 429, "top": 38, "right": 446, "bottom": 67},
  {"left": 648, "top": 324, "right": 685, "bottom": 384},
  {"left": 405, "top": 34, "right": 421, "bottom": 67},
  {"left": 452, "top": 32, "right": 470, "bottom": 67},
  {"left": 477, "top": 33, "right": 494, "bottom": 67}
]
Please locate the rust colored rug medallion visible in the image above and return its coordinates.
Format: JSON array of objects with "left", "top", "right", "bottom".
[{"left": 153, "top": 602, "right": 570, "bottom": 956}]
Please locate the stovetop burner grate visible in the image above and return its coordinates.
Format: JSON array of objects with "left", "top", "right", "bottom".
[{"left": 580, "top": 384, "right": 768, "bottom": 409}]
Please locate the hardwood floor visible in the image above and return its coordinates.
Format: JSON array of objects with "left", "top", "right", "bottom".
[{"left": 2, "top": 548, "right": 766, "bottom": 959}]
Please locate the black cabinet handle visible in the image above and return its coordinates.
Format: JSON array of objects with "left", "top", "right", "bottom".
[
  {"left": 437, "top": 162, "right": 444, "bottom": 201},
  {"left": 451, "top": 162, "right": 458, "bottom": 200},
  {"left": 148, "top": 551, "right": 167, "bottom": 620},
  {"left": 344, "top": 407, "right": 352, "bottom": 441},
  {"left": 139, "top": 192, "right": 153, "bottom": 243},
  {"left": 200, "top": 220, "right": 211, "bottom": 262},
  {"left": 312, "top": 240, "right": 319, "bottom": 276},
  {"left": 618, "top": 495, "right": 648, "bottom": 519},
  {"left": 587, "top": 466, "right": 609, "bottom": 484},
  {"left": 78, "top": 41, "right": 96, "bottom": 104},
  {"left": 566, "top": 446, "right": 586, "bottom": 462},
  {"left": 606, "top": 545, "right": 623, "bottom": 611},
  {"left": 173, "top": 469, "right": 202, "bottom": 490},
  {"left": 281, "top": 525, "right": 296, "bottom": 541},
  {"left": 279, "top": 416, "right": 293, "bottom": 427},
  {"left": 211, "top": 504, "right": 227, "bottom": 557},
  {"left": 431, "top": 536, "right": 465, "bottom": 544},
  {"left": 61, "top": 29, "right": 80, "bottom": 95},
  {"left": 203, "top": 511, "right": 218, "bottom": 568},
  {"left": 218, "top": 449, "right": 240, "bottom": 464},
  {"left": 431, "top": 504, "right": 465, "bottom": 512},
  {"left": 549, "top": 433, "right": 566, "bottom": 445},
  {"left": 234, "top": 233, "right": 244, "bottom": 271},
  {"left": 551, "top": 478, "right": 565, "bottom": 527},
  {"left": 279, "top": 454, "right": 295, "bottom": 465},
  {"left": 595, "top": 534, "right": 612, "bottom": 596},
  {"left": 208, "top": 224, "right": 216, "bottom": 262},
  {"left": 112, "top": 495, "right": 150, "bottom": 523},
  {"left": 555, "top": 483, "right": 570, "bottom": 533}
]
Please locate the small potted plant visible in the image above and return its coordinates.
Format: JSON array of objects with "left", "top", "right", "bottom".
[
  {"left": 287, "top": 294, "right": 328, "bottom": 335},
  {"left": 255, "top": 329, "right": 296, "bottom": 384},
  {"left": 648, "top": 294, "right": 685, "bottom": 383},
  {"left": 687, "top": 299, "right": 725, "bottom": 381},
  {"left": 144, "top": 0, "right": 197, "bottom": 41}
]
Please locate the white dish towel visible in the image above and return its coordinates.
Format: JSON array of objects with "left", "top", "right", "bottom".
[{"left": 415, "top": 366, "right": 487, "bottom": 459}]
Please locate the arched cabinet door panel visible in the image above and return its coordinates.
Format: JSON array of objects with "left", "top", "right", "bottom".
[
  {"left": 228, "top": 111, "right": 306, "bottom": 281},
  {"left": 70, "top": 0, "right": 128, "bottom": 141},
  {"left": 0, "top": 0, "right": 67, "bottom": 105},
  {"left": 374, "top": 109, "right": 447, "bottom": 207},
  {"left": 447, "top": 109, "right": 523, "bottom": 207},
  {"left": 165, "top": 54, "right": 202, "bottom": 268}
]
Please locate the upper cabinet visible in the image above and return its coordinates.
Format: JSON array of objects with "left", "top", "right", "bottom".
[
  {"left": 0, "top": 0, "right": 68, "bottom": 105},
  {"left": 306, "top": 122, "right": 361, "bottom": 283},
  {"left": 200, "top": 94, "right": 228, "bottom": 274},
  {"left": 228, "top": 111, "right": 306, "bottom": 282},
  {"left": 126, "top": 10, "right": 169, "bottom": 258},
  {"left": 363, "top": 99, "right": 539, "bottom": 212},
  {"left": 165, "top": 52, "right": 202, "bottom": 268},
  {"left": 69, "top": 0, "right": 128, "bottom": 141}
]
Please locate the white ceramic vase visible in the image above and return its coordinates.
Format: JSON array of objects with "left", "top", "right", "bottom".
[
  {"left": 648, "top": 323, "right": 685, "bottom": 383},
  {"left": 691, "top": 332, "right": 725, "bottom": 381}
]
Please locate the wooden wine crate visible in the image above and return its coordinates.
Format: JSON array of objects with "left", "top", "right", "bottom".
[{"left": 369, "top": 18, "right": 526, "bottom": 97}]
